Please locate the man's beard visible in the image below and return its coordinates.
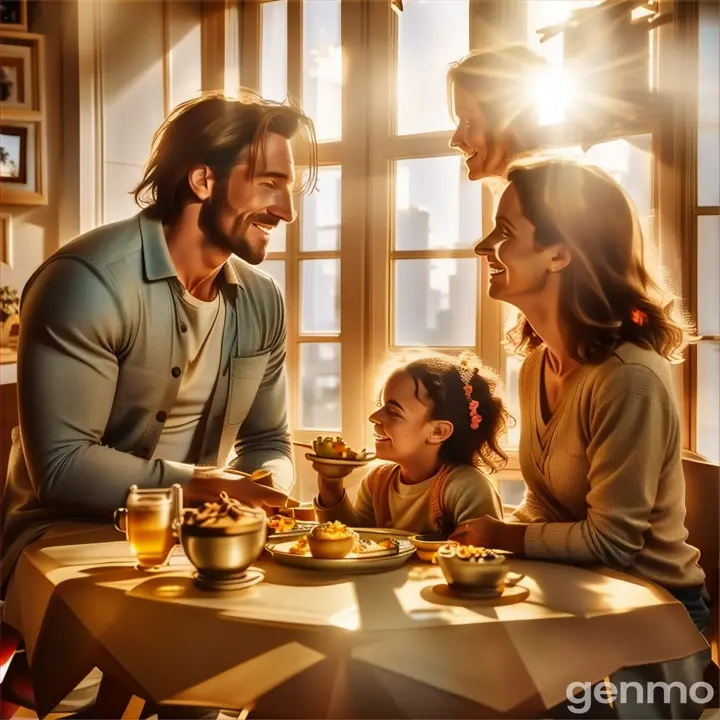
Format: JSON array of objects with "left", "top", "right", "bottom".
[{"left": 198, "top": 186, "right": 267, "bottom": 266}]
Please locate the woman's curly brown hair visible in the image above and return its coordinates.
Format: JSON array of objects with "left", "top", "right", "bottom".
[{"left": 502, "top": 157, "right": 695, "bottom": 364}]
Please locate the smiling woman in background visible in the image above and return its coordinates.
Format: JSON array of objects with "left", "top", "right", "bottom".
[
  {"left": 447, "top": 45, "right": 546, "bottom": 181},
  {"left": 452, "top": 156, "right": 710, "bottom": 636}
]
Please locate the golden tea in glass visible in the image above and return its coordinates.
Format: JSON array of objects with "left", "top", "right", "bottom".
[{"left": 114, "top": 485, "right": 182, "bottom": 569}]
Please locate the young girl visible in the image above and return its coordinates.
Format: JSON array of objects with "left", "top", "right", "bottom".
[{"left": 313, "top": 352, "right": 509, "bottom": 536}]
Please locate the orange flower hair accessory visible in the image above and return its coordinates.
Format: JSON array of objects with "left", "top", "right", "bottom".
[
  {"left": 457, "top": 352, "right": 483, "bottom": 431},
  {"left": 631, "top": 308, "right": 648, "bottom": 326}
]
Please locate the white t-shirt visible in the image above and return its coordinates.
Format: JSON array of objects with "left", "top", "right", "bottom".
[{"left": 152, "top": 289, "right": 226, "bottom": 463}]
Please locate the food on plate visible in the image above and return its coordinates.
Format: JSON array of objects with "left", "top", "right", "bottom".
[
  {"left": 312, "top": 436, "right": 369, "bottom": 461},
  {"left": 436, "top": 543, "right": 504, "bottom": 563},
  {"left": 267, "top": 514, "right": 297, "bottom": 534},
  {"left": 378, "top": 537, "right": 400, "bottom": 551},
  {"left": 284, "top": 525, "right": 400, "bottom": 560},
  {"left": 183, "top": 492, "right": 263, "bottom": 532},
  {"left": 289, "top": 535, "right": 310, "bottom": 555},
  {"left": 308, "top": 521, "right": 356, "bottom": 558}
]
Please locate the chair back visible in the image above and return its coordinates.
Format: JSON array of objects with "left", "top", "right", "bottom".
[{"left": 682, "top": 451, "right": 719, "bottom": 671}]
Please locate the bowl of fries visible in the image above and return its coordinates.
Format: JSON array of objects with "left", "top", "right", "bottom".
[{"left": 180, "top": 492, "right": 266, "bottom": 580}]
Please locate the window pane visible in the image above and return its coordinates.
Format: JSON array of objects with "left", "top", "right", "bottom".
[
  {"left": 396, "top": 0, "right": 468, "bottom": 135},
  {"left": 301, "top": 259, "right": 340, "bottom": 334},
  {"left": 395, "top": 157, "right": 481, "bottom": 250},
  {"left": 300, "top": 343, "right": 341, "bottom": 430},
  {"left": 224, "top": 1, "right": 240, "bottom": 95},
  {"left": 267, "top": 223, "right": 286, "bottom": 253},
  {"left": 262, "top": 260, "right": 285, "bottom": 296},
  {"left": 525, "top": 1, "right": 602, "bottom": 125},
  {"left": 698, "top": 216, "right": 720, "bottom": 337},
  {"left": 504, "top": 352, "right": 522, "bottom": 448},
  {"left": 394, "top": 259, "right": 477, "bottom": 346},
  {"left": 698, "top": 0, "right": 720, "bottom": 206},
  {"left": 498, "top": 480, "right": 527, "bottom": 508},
  {"left": 302, "top": 166, "right": 341, "bottom": 251},
  {"left": 303, "top": 0, "right": 341, "bottom": 142},
  {"left": 696, "top": 342, "right": 720, "bottom": 463},
  {"left": 261, "top": 0, "right": 287, "bottom": 103}
]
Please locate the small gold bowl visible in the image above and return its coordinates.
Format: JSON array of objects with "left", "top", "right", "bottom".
[
  {"left": 408, "top": 533, "right": 447, "bottom": 563},
  {"left": 436, "top": 543, "right": 519, "bottom": 598}
]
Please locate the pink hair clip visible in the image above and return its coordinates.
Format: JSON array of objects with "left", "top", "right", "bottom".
[
  {"left": 631, "top": 308, "right": 648, "bottom": 326},
  {"left": 458, "top": 352, "right": 483, "bottom": 431}
]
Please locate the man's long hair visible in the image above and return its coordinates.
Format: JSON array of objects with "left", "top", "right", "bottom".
[{"left": 133, "top": 90, "right": 318, "bottom": 223}]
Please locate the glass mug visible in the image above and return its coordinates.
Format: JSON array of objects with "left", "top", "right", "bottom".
[{"left": 113, "top": 485, "right": 183, "bottom": 569}]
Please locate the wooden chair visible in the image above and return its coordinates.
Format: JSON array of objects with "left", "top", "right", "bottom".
[{"left": 682, "top": 451, "right": 720, "bottom": 703}]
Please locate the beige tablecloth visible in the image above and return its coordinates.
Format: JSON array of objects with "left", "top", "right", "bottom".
[{"left": 2, "top": 523, "right": 710, "bottom": 718}]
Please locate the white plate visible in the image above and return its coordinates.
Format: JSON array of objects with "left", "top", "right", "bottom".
[
  {"left": 304, "top": 453, "right": 376, "bottom": 467},
  {"left": 265, "top": 528, "right": 416, "bottom": 573}
]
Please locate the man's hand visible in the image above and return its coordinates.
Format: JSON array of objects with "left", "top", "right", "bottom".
[{"left": 186, "top": 467, "right": 293, "bottom": 510}]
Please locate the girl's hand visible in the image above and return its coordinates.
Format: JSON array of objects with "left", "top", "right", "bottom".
[
  {"left": 449, "top": 515, "right": 527, "bottom": 554},
  {"left": 313, "top": 464, "right": 349, "bottom": 508},
  {"left": 311, "top": 462, "right": 354, "bottom": 480}
]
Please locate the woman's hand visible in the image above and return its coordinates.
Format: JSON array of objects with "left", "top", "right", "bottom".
[{"left": 449, "top": 515, "right": 527, "bottom": 554}]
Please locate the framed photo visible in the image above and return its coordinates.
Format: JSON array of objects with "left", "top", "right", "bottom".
[
  {"left": 0, "top": 120, "right": 45, "bottom": 204},
  {"left": 0, "top": 42, "right": 32, "bottom": 110},
  {"left": 0, "top": 213, "right": 11, "bottom": 267},
  {"left": 0, "top": 124, "right": 26, "bottom": 183},
  {"left": 0, "top": 0, "right": 27, "bottom": 31}
]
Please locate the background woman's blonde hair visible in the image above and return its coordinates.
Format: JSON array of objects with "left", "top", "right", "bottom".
[{"left": 503, "top": 156, "right": 695, "bottom": 363}]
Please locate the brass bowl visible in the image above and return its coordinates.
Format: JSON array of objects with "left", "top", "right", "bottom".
[
  {"left": 435, "top": 544, "right": 510, "bottom": 596},
  {"left": 408, "top": 533, "right": 447, "bottom": 563},
  {"left": 180, "top": 512, "right": 266, "bottom": 578},
  {"left": 307, "top": 535, "right": 354, "bottom": 559}
]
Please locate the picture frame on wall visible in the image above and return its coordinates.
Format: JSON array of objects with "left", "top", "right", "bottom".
[
  {"left": 0, "top": 40, "right": 34, "bottom": 111},
  {"left": 0, "top": 124, "right": 26, "bottom": 183},
  {"left": 0, "top": 213, "right": 11, "bottom": 267},
  {"left": 0, "top": 120, "right": 45, "bottom": 204},
  {"left": 0, "top": 0, "right": 27, "bottom": 32}
]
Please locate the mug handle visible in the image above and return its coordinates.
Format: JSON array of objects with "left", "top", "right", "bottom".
[
  {"left": 170, "top": 484, "right": 183, "bottom": 540},
  {"left": 113, "top": 507, "right": 128, "bottom": 534},
  {"left": 505, "top": 572, "right": 525, "bottom": 587}
]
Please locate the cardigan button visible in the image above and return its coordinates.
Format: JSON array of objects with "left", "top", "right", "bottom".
[
  {"left": 180, "top": 323, "right": 188, "bottom": 333},
  {"left": 171, "top": 366, "right": 182, "bottom": 378},
  {"left": 156, "top": 411, "right": 168, "bottom": 423}
]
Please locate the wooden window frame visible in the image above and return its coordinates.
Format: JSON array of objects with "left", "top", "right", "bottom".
[{"left": 233, "top": 0, "right": 713, "bottom": 491}]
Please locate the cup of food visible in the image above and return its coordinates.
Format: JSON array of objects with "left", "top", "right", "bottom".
[
  {"left": 180, "top": 493, "right": 266, "bottom": 580},
  {"left": 307, "top": 521, "right": 356, "bottom": 559},
  {"left": 435, "top": 543, "right": 523, "bottom": 597}
]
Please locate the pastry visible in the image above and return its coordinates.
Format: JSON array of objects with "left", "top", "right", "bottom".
[{"left": 307, "top": 521, "right": 356, "bottom": 559}]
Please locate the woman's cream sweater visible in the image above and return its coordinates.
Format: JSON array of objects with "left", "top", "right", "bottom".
[{"left": 513, "top": 342, "right": 705, "bottom": 588}]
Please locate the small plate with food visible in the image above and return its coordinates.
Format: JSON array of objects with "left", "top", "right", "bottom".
[
  {"left": 266, "top": 521, "right": 415, "bottom": 573},
  {"left": 296, "top": 437, "right": 376, "bottom": 478}
]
